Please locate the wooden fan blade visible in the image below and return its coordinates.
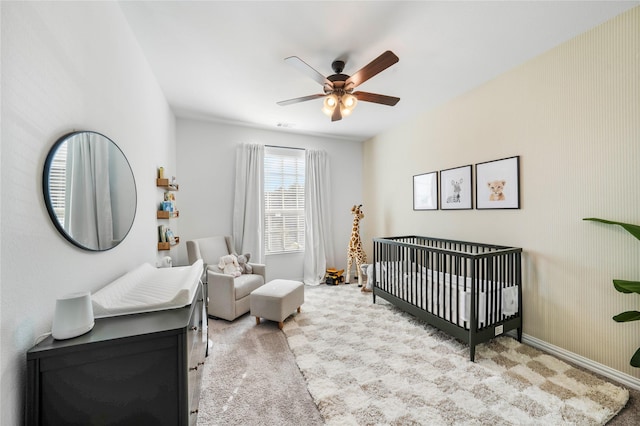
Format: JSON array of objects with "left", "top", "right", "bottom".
[
  {"left": 285, "top": 56, "right": 332, "bottom": 87},
  {"left": 353, "top": 91, "right": 400, "bottom": 106},
  {"left": 346, "top": 51, "right": 399, "bottom": 88},
  {"left": 331, "top": 105, "right": 342, "bottom": 122},
  {"left": 277, "top": 94, "right": 325, "bottom": 106}
]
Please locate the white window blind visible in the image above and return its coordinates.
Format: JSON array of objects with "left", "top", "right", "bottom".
[
  {"left": 49, "top": 144, "right": 67, "bottom": 226},
  {"left": 264, "top": 146, "right": 305, "bottom": 254}
]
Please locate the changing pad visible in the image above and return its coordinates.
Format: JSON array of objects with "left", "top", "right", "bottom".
[{"left": 92, "top": 259, "right": 203, "bottom": 318}]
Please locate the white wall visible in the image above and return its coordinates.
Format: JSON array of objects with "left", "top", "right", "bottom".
[
  {"left": 363, "top": 8, "right": 640, "bottom": 381},
  {"left": 175, "top": 118, "right": 363, "bottom": 281},
  {"left": 0, "top": 2, "right": 176, "bottom": 424}
]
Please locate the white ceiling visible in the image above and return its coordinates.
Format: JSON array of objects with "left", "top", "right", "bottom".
[{"left": 118, "top": 1, "right": 638, "bottom": 142}]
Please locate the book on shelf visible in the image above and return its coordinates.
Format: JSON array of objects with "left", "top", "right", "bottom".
[
  {"left": 158, "top": 225, "right": 167, "bottom": 243},
  {"left": 166, "top": 229, "right": 177, "bottom": 246}
]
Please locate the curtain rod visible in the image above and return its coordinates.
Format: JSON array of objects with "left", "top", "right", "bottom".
[{"left": 265, "top": 144, "right": 305, "bottom": 151}]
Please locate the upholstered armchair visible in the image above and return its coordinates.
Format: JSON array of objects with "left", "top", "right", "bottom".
[{"left": 186, "top": 236, "right": 265, "bottom": 321}]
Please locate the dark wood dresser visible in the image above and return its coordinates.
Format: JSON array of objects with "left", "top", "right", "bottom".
[{"left": 26, "top": 283, "right": 208, "bottom": 426}]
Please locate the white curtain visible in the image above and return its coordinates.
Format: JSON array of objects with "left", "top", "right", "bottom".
[
  {"left": 303, "top": 149, "right": 334, "bottom": 285},
  {"left": 232, "top": 143, "right": 265, "bottom": 263},
  {"left": 65, "top": 133, "right": 114, "bottom": 250}
]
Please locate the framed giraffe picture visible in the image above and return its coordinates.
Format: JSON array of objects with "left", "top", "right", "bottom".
[
  {"left": 440, "top": 164, "right": 473, "bottom": 210},
  {"left": 413, "top": 171, "right": 438, "bottom": 210}
]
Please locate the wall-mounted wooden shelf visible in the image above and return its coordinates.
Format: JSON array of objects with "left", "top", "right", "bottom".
[
  {"left": 157, "top": 210, "right": 180, "bottom": 219},
  {"left": 156, "top": 178, "right": 179, "bottom": 191},
  {"left": 158, "top": 237, "right": 179, "bottom": 251}
]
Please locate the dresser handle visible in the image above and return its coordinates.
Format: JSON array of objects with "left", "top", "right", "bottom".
[
  {"left": 189, "top": 365, "right": 198, "bottom": 372},
  {"left": 190, "top": 326, "right": 198, "bottom": 331},
  {"left": 190, "top": 409, "right": 199, "bottom": 415}
]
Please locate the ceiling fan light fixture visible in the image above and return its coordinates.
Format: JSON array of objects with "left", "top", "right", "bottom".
[
  {"left": 322, "top": 94, "right": 338, "bottom": 116},
  {"left": 340, "top": 93, "right": 357, "bottom": 116},
  {"left": 342, "top": 93, "right": 357, "bottom": 109}
]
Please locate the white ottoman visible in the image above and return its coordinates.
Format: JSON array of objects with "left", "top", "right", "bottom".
[{"left": 250, "top": 279, "right": 304, "bottom": 329}]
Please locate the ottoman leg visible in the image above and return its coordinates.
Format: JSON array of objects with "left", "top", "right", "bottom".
[
  {"left": 297, "top": 306, "right": 301, "bottom": 313},
  {"left": 278, "top": 321, "right": 284, "bottom": 330},
  {"left": 255, "top": 316, "right": 261, "bottom": 325}
]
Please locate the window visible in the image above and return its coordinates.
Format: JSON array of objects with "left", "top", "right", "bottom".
[
  {"left": 264, "top": 147, "right": 305, "bottom": 254},
  {"left": 48, "top": 143, "right": 68, "bottom": 227}
]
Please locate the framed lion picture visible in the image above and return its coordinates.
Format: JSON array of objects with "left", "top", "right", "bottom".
[{"left": 475, "top": 156, "right": 520, "bottom": 209}]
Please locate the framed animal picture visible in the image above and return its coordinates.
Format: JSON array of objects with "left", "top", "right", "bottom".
[
  {"left": 413, "top": 171, "right": 438, "bottom": 210},
  {"left": 475, "top": 156, "right": 520, "bottom": 209},
  {"left": 440, "top": 165, "right": 472, "bottom": 210}
]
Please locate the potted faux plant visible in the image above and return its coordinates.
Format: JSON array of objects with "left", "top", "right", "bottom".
[{"left": 584, "top": 218, "right": 640, "bottom": 367}]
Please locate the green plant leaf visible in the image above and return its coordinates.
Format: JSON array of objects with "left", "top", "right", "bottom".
[
  {"left": 612, "top": 311, "right": 640, "bottom": 322},
  {"left": 583, "top": 218, "right": 640, "bottom": 241},
  {"left": 631, "top": 347, "right": 640, "bottom": 368},
  {"left": 613, "top": 279, "right": 640, "bottom": 294}
]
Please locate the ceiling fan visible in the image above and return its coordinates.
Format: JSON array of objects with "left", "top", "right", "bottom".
[{"left": 277, "top": 50, "right": 400, "bottom": 122}]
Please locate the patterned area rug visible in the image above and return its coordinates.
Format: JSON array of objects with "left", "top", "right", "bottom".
[{"left": 283, "top": 285, "right": 629, "bottom": 425}]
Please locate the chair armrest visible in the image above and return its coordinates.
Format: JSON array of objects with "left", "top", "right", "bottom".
[
  {"left": 248, "top": 263, "right": 266, "bottom": 281},
  {"left": 206, "top": 269, "right": 237, "bottom": 320},
  {"left": 206, "top": 268, "right": 235, "bottom": 286}
]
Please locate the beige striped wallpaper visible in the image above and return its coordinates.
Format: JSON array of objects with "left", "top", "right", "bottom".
[{"left": 363, "top": 7, "right": 640, "bottom": 379}]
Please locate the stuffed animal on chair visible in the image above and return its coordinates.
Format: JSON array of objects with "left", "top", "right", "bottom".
[
  {"left": 236, "top": 253, "right": 253, "bottom": 274},
  {"left": 218, "top": 254, "right": 241, "bottom": 277}
]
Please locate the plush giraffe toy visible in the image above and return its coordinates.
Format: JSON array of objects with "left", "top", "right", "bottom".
[{"left": 346, "top": 204, "right": 367, "bottom": 287}]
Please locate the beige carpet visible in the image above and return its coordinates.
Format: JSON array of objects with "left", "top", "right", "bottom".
[
  {"left": 197, "top": 315, "right": 323, "bottom": 425},
  {"left": 283, "top": 284, "right": 630, "bottom": 425}
]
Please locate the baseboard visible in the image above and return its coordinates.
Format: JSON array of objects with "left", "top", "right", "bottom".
[{"left": 511, "top": 332, "right": 640, "bottom": 391}]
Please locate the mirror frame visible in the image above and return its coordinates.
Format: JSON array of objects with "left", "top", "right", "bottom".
[{"left": 43, "top": 131, "right": 137, "bottom": 251}]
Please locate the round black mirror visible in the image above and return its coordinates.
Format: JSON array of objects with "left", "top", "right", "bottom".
[{"left": 43, "top": 131, "right": 137, "bottom": 251}]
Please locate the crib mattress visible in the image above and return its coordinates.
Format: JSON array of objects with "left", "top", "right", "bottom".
[
  {"left": 91, "top": 259, "right": 203, "bottom": 317},
  {"left": 376, "top": 261, "right": 519, "bottom": 328}
]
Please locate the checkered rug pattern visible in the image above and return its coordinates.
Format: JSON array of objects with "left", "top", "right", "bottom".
[{"left": 283, "top": 285, "right": 629, "bottom": 426}]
